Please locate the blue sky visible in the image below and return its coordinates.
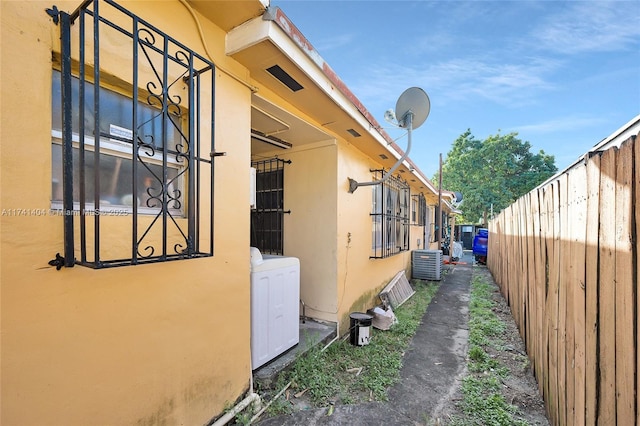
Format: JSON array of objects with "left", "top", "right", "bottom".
[{"left": 271, "top": 0, "right": 640, "bottom": 178}]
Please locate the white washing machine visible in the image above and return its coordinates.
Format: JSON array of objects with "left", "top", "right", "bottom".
[{"left": 250, "top": 247, "right": 300, "bottom": 369}]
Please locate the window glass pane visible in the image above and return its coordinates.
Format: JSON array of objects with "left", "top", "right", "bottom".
[
  {"left": 51, "top": 143, "right": 181, "bottom": 210},
  {"left": 412, "top": 198, "right": 417, "bottom": 223},
  {"left": 52, "top": 71, "right": 184, "bottom": 213},
  {"left": 52, "top": 71, "right": 62, "bottom": 131},
  {"left": 52, "top": 70, "right": 181, "bottom": 151}
]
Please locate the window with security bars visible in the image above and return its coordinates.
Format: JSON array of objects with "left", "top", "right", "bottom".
[
  {"left": 50, "top": 0, "right": 215, "bottom": 269},
  {"left": 251, "top": 158, "right": 291, "bottom": 255},
  {"left": 411, "top": 193, "right": 427, "bottom": 226},
  {"left": 371, "top": 170, "right": 410, "bottom": 259}
]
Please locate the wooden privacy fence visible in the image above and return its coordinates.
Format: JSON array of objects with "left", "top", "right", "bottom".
[{"left": 487, "top": 134, "right": 638, "bottom": 426}]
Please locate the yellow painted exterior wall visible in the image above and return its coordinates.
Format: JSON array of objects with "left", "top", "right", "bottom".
[
  {"left": 2, "top": 1, "right": 451, "bottom": 424},
  {"left": 282, "top": 141, "right": 340, "bottom": 324},
  {"left": 334, "top": 141, "right": 412, "bottom": 333},
  {"left": 250, "top": 138, "right": 340, "bottom": 325},
  {"left": 249, "top": 101, "right": 437, "bottom": 336},
  {"left": 249, "top": 109, "right": 441, "bottom": 336},
  {"left": 1, "top": 1, "right": 255, "bottom": 424}
]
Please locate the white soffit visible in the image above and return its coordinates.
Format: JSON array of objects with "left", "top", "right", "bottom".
[{"left": 226, "top": 11, "right": 390, "bottom": 150}]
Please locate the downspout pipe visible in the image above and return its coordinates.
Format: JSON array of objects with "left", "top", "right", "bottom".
[{"left": 210, "top": 392, "right": 260, "bottom": 426}]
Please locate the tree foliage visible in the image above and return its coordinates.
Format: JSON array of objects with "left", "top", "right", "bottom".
[{"left": 437, "top": 130, "right": 557, "bottom": 224}]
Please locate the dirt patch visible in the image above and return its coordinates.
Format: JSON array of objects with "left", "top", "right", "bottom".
[{"left": 437, "top": 267, "right": 549, "bottom": 425}]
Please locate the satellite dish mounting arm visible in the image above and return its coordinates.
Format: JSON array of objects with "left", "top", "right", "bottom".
[
  {"left": 347, "top": 86, "right": 429, "bottom": 194},
  {"left": 348, "top": 112, "right": 414, "bottom": 193}
]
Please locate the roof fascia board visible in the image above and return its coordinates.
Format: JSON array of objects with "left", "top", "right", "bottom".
[
  {"left": 226, "top": 13, "right": 273, "bottom": 54},
  {"left": 592, "top": 113, "right": 640, "bottom": 152},
  {"left": 412, "top": 165, "right": 439, "bottom": 196},
  {"left": 267, "top": 9, "right": 395, "bottom": 146},
  {"left": 268, "top": 8, "right": 444, "bottom": 199}
]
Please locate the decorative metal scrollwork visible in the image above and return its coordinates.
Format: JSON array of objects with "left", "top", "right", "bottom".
[
  {"left": 133, "top": 23, "right": 195, "bottom": 260},
  {"left": 51, "top": 0, "right": 216, "bottom": 268}
]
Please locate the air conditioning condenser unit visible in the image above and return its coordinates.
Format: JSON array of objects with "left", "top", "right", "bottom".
[{"left": 412, "top": 250, "right": 443, "bottom": 281}]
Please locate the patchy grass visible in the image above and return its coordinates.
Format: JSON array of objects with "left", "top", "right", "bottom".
[
  {"left": 449, "top": 274, "right": 528, "bottom": 426},
  {"left": 257, "top": 278, "right": 440, "bottom": 418},
  {"left": 239, "top": 269, "right": 548, "bottom": 425}
]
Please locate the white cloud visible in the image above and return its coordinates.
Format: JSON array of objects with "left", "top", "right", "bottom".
[
  {"left": 532, "top": 1, "right": 640, "bottom": 55},
  {"left": 324, "top": 0, "right": 638, "bottom": 126},
  {"left": 508, "top": 115, "right": 608, "bottom": 134},
  {"left": 349, "top": 54, "right": 560, "bottom": 110}
]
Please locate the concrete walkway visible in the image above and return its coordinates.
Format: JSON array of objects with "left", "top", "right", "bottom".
[{"left": 257, "top": 260, "right": 473, "bottom": 425}]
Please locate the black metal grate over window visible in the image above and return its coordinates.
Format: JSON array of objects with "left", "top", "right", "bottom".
[
  {"left": 50, "top": 0, "right": 216, "bottom": 268},
  {"left": 411, "top": 193, "right": 427, "bottom": 226},
  {"left": 371, "top": 170, "right": 410, "bottom": 259},
  {"left": 250, "top": 158, "right": 291, "bottom": 255}
]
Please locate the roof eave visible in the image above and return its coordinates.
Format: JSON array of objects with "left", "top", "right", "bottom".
[{"left": 227, "top": 6, "right": 444, "bottom": 198}]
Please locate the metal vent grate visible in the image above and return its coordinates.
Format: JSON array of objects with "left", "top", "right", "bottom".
[
  {"left": 266, "top": 65, "right": 304, "bottom": 92},
  {"left": 379, "top": 271, "right": 415, "bottom": 309}
]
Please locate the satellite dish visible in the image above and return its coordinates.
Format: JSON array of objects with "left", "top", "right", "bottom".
[
  {"left": 395, "top": 87, "right": 430, "bottom": 129},
  {"left": 454, "top": 192, "right": 463, "bottom": 203}
]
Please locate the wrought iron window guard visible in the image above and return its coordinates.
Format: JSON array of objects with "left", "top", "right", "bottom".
[
  {"left": 411, "top": 193, "right": 427, "bottom": 226},
  {"left": 250, "top": 158, "right": 291, "bottom": 255},
  {"left": 370, "top": 169, "right": 410, "bottom": 259},
  {"left": 47, "top": 0, "right": 217, "bottom": 268}
]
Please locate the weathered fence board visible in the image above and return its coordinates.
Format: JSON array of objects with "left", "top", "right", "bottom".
[
  {"left": 525, "top": 193, "right": 537, "bottom": 373},
  {"left": 546, "top": 181, "right": 561, "bottom": 425},
  {"left": 521, "top": 196, "right": 529, "bottom": 354},
  {"left": 532, "top": 188, "right": 546, "bottom": 396},
  {"left": 487, "top": 134, "right": 637, "bottom": 425},
  {"left": 557, "top": 172, "right": 569, "bottom": 426},
  {"left": 614, "top": 142, "right": 635, "bottom": 425},
  {"left": 539, "top": 184, "right": 552, "bottom": 415},
  {"left": 636, "top": 137, "right": 640, "bottom": 426},
  {"left": 598, "top": 146, "right": 617, "bottom": 425},
  {"left": 565, "top": 169, "right": 577, "bottom": 426},
  {"left": 569, "top": 164, "right": 587, "bottom": 426},
  {"left": 584, "top": 154, "right": 600, "bottom": 426}
]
